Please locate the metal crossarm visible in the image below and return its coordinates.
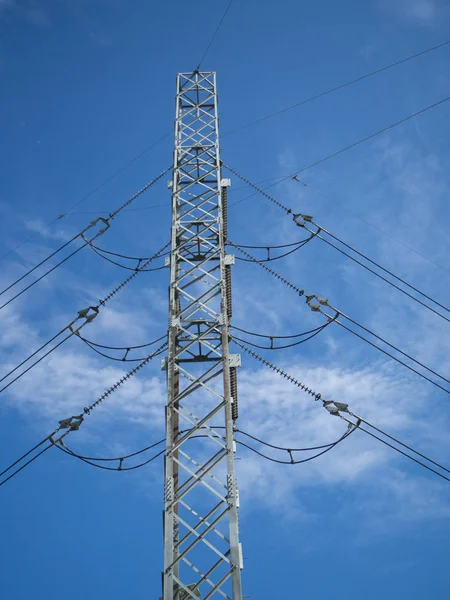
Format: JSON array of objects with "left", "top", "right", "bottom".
[{"left": 163, "top": 72, "right": 243, "bottom": 600}]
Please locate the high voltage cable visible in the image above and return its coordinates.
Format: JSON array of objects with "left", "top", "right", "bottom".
[
  {"left": 5, "top": 37, "right": 443, "bottom": 264},
  {"left": 234, "top": 341, "right": 450, "bottom": 483},
  {"left": 90, "top": 243, "right": 171, "bottom": 261},
  {"left": 0, "top": 139, "right": 171, "bottom": 265},
  {"left": 232, "top": 242, "right": 450, "bottom": 395},
  {"left": 289, "top": 95, "right": 450, "bottom": 180},
  {"left": 0, "top": 243, "right": 169, "bottom": 396},
  {"left": 78, "top": 333, "right": 167, "bottom": 351},
  {"left": 0, "top": 168, "right": 171, "bottom": 311},
  {"left": 231, "top": 324, "right": 329, "bottom": 350},
  {"left": 348, "top": 411, "right": 450, "bottom": 475},
  {"left": 5, "top": 38, "right": 444, "bottom": 264},
  {"left": 340, "top": 414, "right": 450, "bottom": 483},
  {"left": 231, "top": 237, "right": 314, "bottom": 263},
  {"left": 227, "top": 167, "right": 450, "bottom": 326},
  {"left": 231, "top": 324, "right": 324, "bottom": 339},
  {"left": 289, "top": 174, "right": 450, "bottom": 278},
  {"left": 80, "top": 338, "right": 168, "bottom": 363},
  {"left": 54, "top": 424, "right": 355, "bottom": 470},
  {"left": 196, "top": 0, "right": 234, "bottom": 70},
  {"left": 307, "top": 296, "right": 450, "bottom": 391},
  {"left": 223, "top": 93, "right": 450, "bottom": 206},
  {"left": 223, "top": 39, "right": 450, "bottom": 137},
  {"left": 305, "top": 221, "right": 450, "bottom": 322},
  {"left": 0, "top": 241, "right": 90, "bottom": 312},
  {"left": 322, "top": 312, "right": 450, "bottom": 395},
  {"left": 89, "top": 244, "right": 168, "bottom": 272},
  {"left": 0, "top": 343, "right": 167, "bottom": 487}
]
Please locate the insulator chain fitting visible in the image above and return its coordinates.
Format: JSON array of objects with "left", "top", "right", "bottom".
[
  {"left": 99, "top": 241, "right": 170, "bottom": 307},
  {"left": 83, "top": 341, "right": 168, "bottom": 416},
  {"left": 230, "top": 242, "right": 305, "bottom": 297},
  {"left": 292, "top": 213, "right": 313, "bottom": 228},
  {"left": 234, "top": 340, "right": 321, "bottom": 401},
  {"left": 58, "top": 414, "right": 84, "bottom": 431}
]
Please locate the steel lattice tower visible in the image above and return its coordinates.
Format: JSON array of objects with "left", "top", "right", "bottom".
[{"left": 162, "top": 72, "right": 243, "bottom": 600}]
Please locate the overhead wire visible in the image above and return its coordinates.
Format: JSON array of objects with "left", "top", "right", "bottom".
[
  {"left": 226, "top": 165, "right": 450, "bottom": 323},
  {"left": 0, "top": 167, "right": 171, "bottom": 312},
  {"left": 348, "top": 411, "right": 450, "bottom": 475},
  {"left": 305, "top": 220, "right": 450, "bottom": 322},
  {"left": 79, "top": 337, "right": 167, "bottom": 363},
  {"left": 223, "top": 93, "right": 450, "bottom": 206},
  {"left": 0, "top": 136, "right": 171, "bottom": 265},
  {"left": 289, "top": 173, "right": 450, "bottom": 278},
  {"left": 226, "top": 341, "right": 450, "bottom": 483},
  {"left": 231, "top": 236, "right": 315, "bottom": 263},
  {"left": 312, "top": 298, "right": 450, "bottom": 394},
  {"left": 223, "top": 39, "right": 450, "bottom": 137},
  {"left": 53, "top": 423, "right": 356, "bottom": 471},
  {"left": 89, "top": 244, "right": 168, "bottom": 272},
  {"left": 340, "top": 413, "right": 450, "bottom": 483},
  {"left": 231, "top": 239, "right": 450, "bottom": 395},
  {"left": 0, "top": 342, "right": 167, "bottom": 487},
  {"left": 0, "top": 242, "right": 169, "bottom": 396},
  {"left": 231, "top": 324, "right": 330, "bottom": 350},
  {"left": 196, "top": 0, "right": 234, "bottom": 70}
]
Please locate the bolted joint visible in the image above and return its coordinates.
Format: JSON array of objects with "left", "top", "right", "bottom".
[
  {"left": 83, "top": 216, "right": 111, "bottom": 240},
  {"left": 292, "top": 213, "right": 313, "bottom": 228},
  {"left": 77, "top": 306, "right": 99, "bottom": 321},
  {"left": 59, "top": 414, "right": 84, "bottom": 431}
]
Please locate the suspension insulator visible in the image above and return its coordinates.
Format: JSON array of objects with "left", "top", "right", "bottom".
[
  {"left": 222, "top": 185, "right": 228, "bottom": 242},
  {"left": 225, "top": 264, "right": 232, "bottom": 319},
  {"left": 230, "top": 366, "right": 238, "bottom": 421}
]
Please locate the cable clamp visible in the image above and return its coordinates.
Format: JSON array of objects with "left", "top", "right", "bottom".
[
  {"left": 69, "top": 324, "right": 81, "bottom": 336},
  {"left": 58, "top": 414, "right": 84, "bottom": 431},
  {"left": 292, "top": 213, "right": 313, "bottom": 228},
  {"left": 77, "top": 305, "right": 99, "bottom": 324},
  {"left": 287, "top": 449, "right": 295, "bottom": 464},
  {"left": 118, "top": 458, "right": 124, "bottom": 471}
]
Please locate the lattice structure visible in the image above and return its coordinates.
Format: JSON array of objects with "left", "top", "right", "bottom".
[{"left": 162, "top": 72, "right": 243, "bottom": 600}]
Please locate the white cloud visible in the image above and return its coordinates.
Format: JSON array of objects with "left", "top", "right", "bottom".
[{"left": 382, "top": 0, "right": 441, "bottom": 24}]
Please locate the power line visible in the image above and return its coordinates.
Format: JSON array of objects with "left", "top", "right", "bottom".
[
  {"left": 226, "top": 166, "right": 450, "bottom": 322},
  {"left": 89, "top": 244, "right": 168, "bottom": 272},
  {"left": 56, "top": 423, "right": 356, "bottom": 470},
  {"left": 0, "top": 243, "right": 169, "bottom": 396},
  {"left": 0, "top": 242, "right": 89, "bottom": 312},
  {"left": 305, "top": 220, "right": 450, "bottom": 323},
  {"left": 231, "top": 324, "right": 329, "bottom": 350},
  {"left": 223, "top": 93, "right": 450, "bottom": 205},
  {"left": 232, "top": 338, "right": 322, "bottom": 401},
  {"left": 0, "top": 168, "right": 171, "bottom": 312},
  {"left": 348, "top": 411, "right": 450, "bottom": 475},
  {"left": 223, "top": 39, "right": 450, "bottom": 137},
  {"left": 340, "top": 413, "right": 450, "bottom": 484},
  {"left": 231, "top": 236, "right": 314, "bottom": 263},
  {"left": 0, "top": 342, "right": 166, "bottom": 487},
  {"left": 80, "top": 337, "right": 168, "bottom": 363},
  {"left": 78, "top": 333, "right": 167, "bottom": 351},
  {"left": 232, "top": 239, "right": 450, "bottom": 395},
  {"left": 290, "top": 175, "right": 450, "bottom": 278},
  {"left": 0, "top": 136, "right": 171, "bottom": 265},
  {"left": 310, "top": 297, "right": 450, "bottom": 391},
  {"left": 196, "top": 0, "right": 234, "bottom": 71}
]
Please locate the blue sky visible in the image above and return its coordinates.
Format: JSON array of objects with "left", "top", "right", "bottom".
[{"left": 1, "top": 0, "right": 450, "bottom": 598}]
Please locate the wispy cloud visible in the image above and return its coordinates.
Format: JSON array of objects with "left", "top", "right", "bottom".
[{"left": 381, "top": 0, "right": 442, "bottom": 24}]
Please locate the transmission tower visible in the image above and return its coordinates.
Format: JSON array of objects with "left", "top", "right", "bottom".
[{"left": 162, "top": 71, "right": 243, "bottom": 600}]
